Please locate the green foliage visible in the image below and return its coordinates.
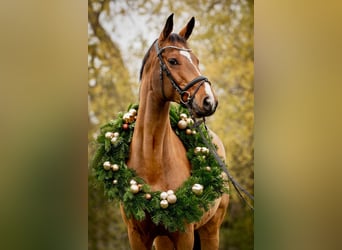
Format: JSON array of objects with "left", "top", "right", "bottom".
[{"left": 91, "top": 104, "right": 229, "bottom": 232}]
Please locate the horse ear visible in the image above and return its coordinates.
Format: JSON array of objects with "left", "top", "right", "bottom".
[
  {"left": 159, "top": 13, "right": 174, "bottom": 42},
  {"left": 179, "top": 17, "right": 195, "bottom": 40}
]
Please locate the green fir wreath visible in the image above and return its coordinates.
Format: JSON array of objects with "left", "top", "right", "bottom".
[{"left": 91, "top": 104, "right": 229, "bottom": 232}]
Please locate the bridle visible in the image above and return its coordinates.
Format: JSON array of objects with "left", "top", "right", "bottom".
[{"left": 155, "top": 40, "right": 210, "bottom": 106}]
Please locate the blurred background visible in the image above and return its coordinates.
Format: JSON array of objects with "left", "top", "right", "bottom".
[{"left": 88, "top": 0, "right": 254, "bottom": 249}]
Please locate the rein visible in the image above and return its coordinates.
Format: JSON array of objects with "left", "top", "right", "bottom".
[
  {"left": 194, "top": 118, "right": 255, "bottom": 210},
  {"left": 155, "top": 41, "right": 209, "bottom": 105}
]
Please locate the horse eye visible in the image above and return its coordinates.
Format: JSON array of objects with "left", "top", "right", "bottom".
[{"left": 168, "top": 58, "right": 178, "bottom": 66}]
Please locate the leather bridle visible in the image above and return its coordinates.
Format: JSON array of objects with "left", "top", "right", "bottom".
[{"left": 155, "top": 41, "right": 211, "bottom": 106}]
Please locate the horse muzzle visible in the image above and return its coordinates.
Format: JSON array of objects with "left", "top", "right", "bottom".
[{"left": 192, "top": 96, "right": 218, "bottom": 118}]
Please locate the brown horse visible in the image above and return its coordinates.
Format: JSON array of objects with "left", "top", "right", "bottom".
[{"left": 121, "top": 14, "right": 229, "bottom": 250}]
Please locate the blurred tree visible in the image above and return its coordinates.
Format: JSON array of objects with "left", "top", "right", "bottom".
[
  {"left": 88, "top": 1, "right": 134, "bottom": 249},
  {"left": 88, "top": 0, "right": 254, "bottom": 249}
]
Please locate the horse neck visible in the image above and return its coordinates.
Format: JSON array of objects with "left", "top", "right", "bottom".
[
  {"left": 134, "top": 78, "right": 172, "bottom": 159},
  {"left": 129, "top": 76, "right": 190, "bottom": 189},
  {"left": 137, "top": 91, "right": 171, "bottom": 149}
]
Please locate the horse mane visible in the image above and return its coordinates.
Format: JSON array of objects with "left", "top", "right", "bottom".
[
  {"left": 139, "top": 34, "right": 188, "bottom": 81},
  {"left": 139, "top": 39, "right": 157, "bottom": 81}
]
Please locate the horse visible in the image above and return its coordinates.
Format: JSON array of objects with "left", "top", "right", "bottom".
[{"left": 121, "top": 14, "right": 229, "bottom": 250}]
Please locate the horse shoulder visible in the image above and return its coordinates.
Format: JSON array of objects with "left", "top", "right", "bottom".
[{"left": 208, "top": 129, "right": 226, "bottom": 161}]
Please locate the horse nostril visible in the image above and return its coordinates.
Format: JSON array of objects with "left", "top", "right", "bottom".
[{"left": 203, "top": 97, "right": 212, "bottom": 111}]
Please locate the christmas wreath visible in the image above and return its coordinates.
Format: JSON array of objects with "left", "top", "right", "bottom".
[{"left": 91, "top": 104, "right": 229, "bottom": 232}]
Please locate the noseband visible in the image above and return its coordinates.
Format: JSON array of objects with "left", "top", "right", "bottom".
[{"left": 155, "top": 41, "right": 210, "bottom": 106}]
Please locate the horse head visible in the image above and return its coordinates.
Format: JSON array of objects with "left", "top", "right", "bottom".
[{"left": 153, "top": 13, "right": 218, "bottom": 118}]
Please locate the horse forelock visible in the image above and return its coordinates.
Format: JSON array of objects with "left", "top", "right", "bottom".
[
  {"left": 168, "top": 33, "right": 187, "bottom": 45},
  {"left": 139, "top": 34, "right": 189, "bottom": 81}
]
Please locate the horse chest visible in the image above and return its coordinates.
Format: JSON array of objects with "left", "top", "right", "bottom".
[
  {"left": 129, "top": 151, "right": 190, "bottom": 191},
  {"left": 128, "top": 129, "right": 191, "bottom": 190}
]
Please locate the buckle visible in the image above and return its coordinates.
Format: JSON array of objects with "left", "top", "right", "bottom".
[{"left": 180, "top": 91, "right": 191, "bottom": 104}]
